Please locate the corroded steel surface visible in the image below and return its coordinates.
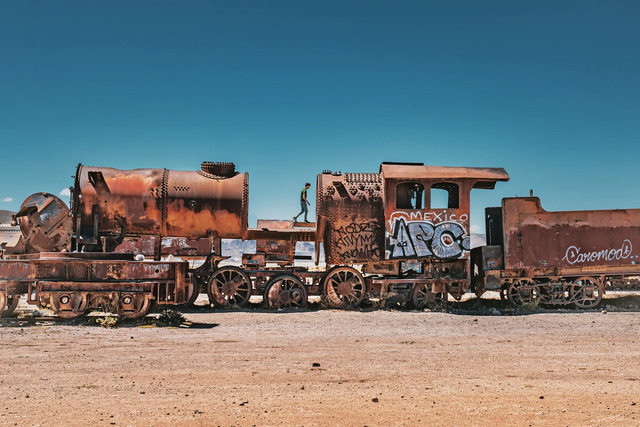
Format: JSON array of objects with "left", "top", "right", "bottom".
[
  {"left": 382, "top": 164, "right": 508, "bottom": 262},
  {"left": 0, "top": 253, "right": 189, "bottom": 304},
  {"left": 16, "top": 193, "right": 72, "bottom": 252},
  {"left": 255, "top": 219, "right": 294, "bottom": 259},
  {"left": 316, "top": 171, "right": 385, "bottom": 265},
  {"left": 73, "top": 163, "right": 248, "bottom": 247},
  {"left": 379, "top": 163, "right": 510, "bottom": 189},
  {"left": 502, "top": 197, "right": 640, "bottom": 271}
]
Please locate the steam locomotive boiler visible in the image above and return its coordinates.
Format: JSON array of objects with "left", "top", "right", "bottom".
[{"left": 73, "top": 162, "right": 248, "bottom": 254}]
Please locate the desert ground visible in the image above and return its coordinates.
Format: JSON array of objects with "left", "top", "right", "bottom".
[{"left": 1, "top": 294, "right": 639, "bottom": 426}]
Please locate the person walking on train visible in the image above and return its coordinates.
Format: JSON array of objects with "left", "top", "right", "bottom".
[{"left": 293, "top": 183, "right": 311, "bottom": 223}]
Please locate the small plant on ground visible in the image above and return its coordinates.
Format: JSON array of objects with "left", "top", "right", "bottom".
[
  {"left": 95, "top": 315, "right": 119, "bottom": 328},
  {"left": 156, "top": 309, "right": 185, "bottom": 326}
]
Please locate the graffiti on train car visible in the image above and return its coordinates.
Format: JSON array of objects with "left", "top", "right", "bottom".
[
  {"left": 562, "top": 239, "right": 636, "bottom": 265},
  {"left": 386, "top": 211, "right": 470, "bottom": 260},
  {"left": 333, "top": 220, "right": 383, "bottom": 259}
]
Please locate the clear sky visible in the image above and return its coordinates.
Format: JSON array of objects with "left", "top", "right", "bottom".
[{"left": 1, "top": 1, "right": 639, "bottom": 233}]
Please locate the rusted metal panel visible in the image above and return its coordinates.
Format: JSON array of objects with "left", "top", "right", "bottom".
[
  {"left": 381, "top": 164, "right": 507, "bottom": 262},
  {"left": 73, "top": 162, "right": 248, "bottom": 246},
  {"left": 255, "top": 220, "right": 293, "bottom": 258},
  {"left": 110, "top": 236, "right": 215, "bottom": 257},
  {"left": 503, "top": 197, "right": 640, "bottom": 271},
  {"left": 316, "top": 171, "right": 385, "bottom": 265},
  {"left": 383, "top": 176, "right": 473, "bottom": 261},
  {"left": 379, "top": 163, "right": 509, "bottom": 189},
  {"left": 0, "top": 256, "right": 189, "bottom": 304},
  {"left": 38, "top": 281, "right": 154, "bottom": 292},
  {"left": 15, "top": 193, "right": 72, "bottom": 252}
]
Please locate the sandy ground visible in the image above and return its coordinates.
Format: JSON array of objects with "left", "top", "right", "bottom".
[{"left": 1, "top": 295, "right": 639, "bottom": 427}]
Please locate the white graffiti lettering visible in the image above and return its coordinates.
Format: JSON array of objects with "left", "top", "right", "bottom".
[
  {"left": 562, "top": 240, "right": 633, "bottom": 265},
  {"left": 388, "top": 211, "right": 468, "bottom": 230},
  {"left": 386, "top": 218, "right": 470, "bottom": 260}
]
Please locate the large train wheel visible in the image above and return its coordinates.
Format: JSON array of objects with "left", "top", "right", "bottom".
[
  {"left": 506, "top": 279, "right": 539, "bottom": 307},
  {"left": 323, "top": 266, "right": 365, "bottom": 308},
  {"left": 185, "top": 273, "right": 201, "bottom": 306},
  {"left": 208, "top": 266, "right": 252, "bottom": 308},
  {"left": 119, "top": 293, "right": 153, "bottom": 319},
  {"left": 264, "top": 274, "right": 308, "bottom": 309},
  {"left": 0, "top": 292, "right": 7, "bottom": 316},
  {"left": 50, "top": 292, "right": 88, "bottom": 319},
  {"left": 0, "top": 294, "right": 20, "bottom": 317},
  {"left": 570, "top": 277, "right": 602, "bottom": 309},
  {"left": 411, "top": 283, "right": 448, "bottom": 311}
]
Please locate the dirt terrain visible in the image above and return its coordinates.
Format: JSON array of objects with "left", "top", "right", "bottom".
[{"left": 1, "top": 294, "right": 639, "bottom": 426}]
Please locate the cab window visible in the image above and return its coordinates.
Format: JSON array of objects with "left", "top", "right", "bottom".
[
  {"left": 396, "top": 182, "right": 424, "bottom": 209},
  {"left": 430, "top": 182, "right": 459, "bottom": 209}
]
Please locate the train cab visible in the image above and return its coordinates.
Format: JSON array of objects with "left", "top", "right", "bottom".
[
  {"left": 380, "top": 163, "right": 509, "bottom": 262},
  {"left": 378, "top": 163, "right": 509, "bottom": 299}
]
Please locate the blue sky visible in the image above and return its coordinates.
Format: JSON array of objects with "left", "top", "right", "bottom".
[{"left": 1, "top": 1, "right": 639, "bottom": 232}]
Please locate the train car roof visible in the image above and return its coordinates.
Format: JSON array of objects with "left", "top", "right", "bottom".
[{"left": 379, "top": 163, "right": 510, "bottom": 189}]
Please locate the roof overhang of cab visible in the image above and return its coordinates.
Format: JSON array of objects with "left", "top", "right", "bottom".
[{"left": 379, "top": 163, "right": 510, "bottom": 189}]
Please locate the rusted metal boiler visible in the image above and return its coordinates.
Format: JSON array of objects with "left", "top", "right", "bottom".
[{"left": 73, "top": 162, "right": 248, "bottom": 253}]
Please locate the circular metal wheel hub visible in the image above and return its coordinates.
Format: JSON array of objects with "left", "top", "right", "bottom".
[
  {"left": 289, "top": 289, "right": 302, "bottom": 301},
  {"left": 222, "top": 279, "right": 240, "bottom": 296},
  {"left": 50, "top": 292, "right": 88, "bottom": 319},
  {"left": 207, "top": 267, "right": 252, "bottom": 308},
  {"left": 336, "top": 281, "right": 355, "bottom": 297},
  {"left": 570, "top": 277, "right": 602, "bottom": 309},
  {"left": 323, "top": 267, "right": 365, "bottom": 308},
  {"left": 263, "top": 274, "right": 308, "bottom": 309}
]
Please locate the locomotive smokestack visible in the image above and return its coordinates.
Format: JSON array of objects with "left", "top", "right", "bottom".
[{"left": 201, "top": 161, "right": 236, "bottom": 177}]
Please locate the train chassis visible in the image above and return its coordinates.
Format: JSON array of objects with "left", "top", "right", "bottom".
[
  {"left": 191, "top": 262, "right": 462, "bottom": 312},
  {"left": 0, "top": 253, "right": 189, "bottom": 319},
  {"left": 500, "top": 276, "right": 603, "bottom": 309},
  {"left": 0, "top": 264, "right": 613, "bottom": 318}
]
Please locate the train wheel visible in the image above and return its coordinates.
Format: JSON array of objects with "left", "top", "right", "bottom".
[
  {"left": 208, "top": 266, "right": 252, "bottom": 308},
  {"left": 570, "top": 277, "right": 602, "bottom": 309},
  {"left": 0, "top": 292, "right": 7, "bottom": 315},
  {"left": 185, "top": 273, "right": 201, "bottom": 306},
  {"left": 411, "top": 283, "right": 448, "bottom": 311},
  {"left": 323, "top": 266, "right": 365, "bottom": 308},
  {"left": 264, "top": 274, "right": 308, "bottom": 309},
  {"left": 119, "top": 293, "right": 153, "bottom": 319},
  {"left": 506, "top": 279, "right": 539, "bottom": 307},
  {"left": 0, "top": 294, "right": 21, "bottom": 317},
  {"left": 50, "top": 292, "right": 88, "bottom": 319}
]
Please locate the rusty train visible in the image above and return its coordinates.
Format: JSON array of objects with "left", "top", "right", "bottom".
[{"left": 0, "top": 160, "right": 638, "bottom": 318}]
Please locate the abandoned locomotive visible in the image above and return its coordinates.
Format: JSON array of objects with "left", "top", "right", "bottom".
[{"left": 1, "top": 160, "right": 638, "bottom": 318}]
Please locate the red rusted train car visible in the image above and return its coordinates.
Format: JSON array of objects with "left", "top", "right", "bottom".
[
  {"left": 1, "top": 160, "right": 637, "bottom": 318},
  {"left": 471, "top": 197, "right": 640, "bottom": 308}
]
